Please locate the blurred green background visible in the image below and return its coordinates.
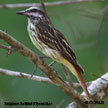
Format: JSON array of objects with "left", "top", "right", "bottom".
[{"left": 0, "top": 0, "right": 108, "bottom": 108}]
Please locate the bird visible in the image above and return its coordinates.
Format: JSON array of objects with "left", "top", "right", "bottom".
[{"left": 16, "top": 7, "right": 90, "bottom": 99}]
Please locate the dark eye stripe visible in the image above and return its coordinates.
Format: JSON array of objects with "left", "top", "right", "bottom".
[
  {"left": 26, "top": 8, "right": 45, "bottom": 15},
  {"left": 27, "top": 9, "right": 37, "bottom": 12}
]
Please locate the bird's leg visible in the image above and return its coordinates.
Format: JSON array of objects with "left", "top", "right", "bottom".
[
  {"left": 48, "top": 61, "right": 56, "bottom": 71},
  {"left": 61, "top": 64, "right": 75, "bottom": 88},
  {"left": 31, "top": 66, "right": 37, "bottom": 78},
  {"left": 31, "top": 59, "right": 56, "bottom": 77},
  {"left": 48, "top": 61, "right": 56, "bottom": 66},
  {"left": 39, "top": 55, "right": 56, "bottom": 67}
]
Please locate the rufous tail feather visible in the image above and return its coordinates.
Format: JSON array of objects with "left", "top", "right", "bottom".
[
  {"left": 75, "top": 69, "right": 90, "bottom": 99},
  {"left": 62, "top": 58, "right": 90, "bottom": 99}
]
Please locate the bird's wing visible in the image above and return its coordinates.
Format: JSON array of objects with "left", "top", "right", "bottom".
[
  {"left": 35, "top": 22, "right": 84, "bottom": 73},
  {"left": 35, "top": 22, "right": 60, "bottom": 50},
  {"left": 55, "top": 29, "right": 84, "bottom": 74}
]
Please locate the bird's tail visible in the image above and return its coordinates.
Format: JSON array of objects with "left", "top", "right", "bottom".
[
  {"left": 62, "top": 59, "right": 90, "bottom": 99},
  {"left": 74, "top": 68, "right": 90, "bottom": 99}
]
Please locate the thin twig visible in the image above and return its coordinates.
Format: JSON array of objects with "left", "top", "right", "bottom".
[
  {"left": 0, "top": 44, "right": 15, "bottom": 55},
  {"left": 0, "top": 68, "right": 53, "bottom": 84},
  {"left": 0, "top": 44, "right": 11, "bottom": 51},
  {"left": 61, "top": 64, "right": 75, "bottom": 88},
  {"left": 0, "top": 0, "right": 106, "bottom": 9},
  {"left": 40, "top": 0, "right": 46, "bottom": 12}
]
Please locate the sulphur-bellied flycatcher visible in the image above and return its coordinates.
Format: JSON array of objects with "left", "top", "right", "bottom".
[{"left": 16, "top": 7, "right": 90, "bottom": 99}]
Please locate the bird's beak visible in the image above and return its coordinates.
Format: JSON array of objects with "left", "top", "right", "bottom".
[
  {"left": 16, "top": 11, "right": 31, "bottom": 16},
  {"left": 16, "top": 11, "right": 26, "bottom": 15}
]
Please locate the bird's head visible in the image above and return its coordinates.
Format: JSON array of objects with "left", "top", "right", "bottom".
[{"left": 16, "top": 7, "right": 46, "bottom": 23}]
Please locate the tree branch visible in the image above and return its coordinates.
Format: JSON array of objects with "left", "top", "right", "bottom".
[
  {"left": 0, "top": 68, "right": 53, "bottom": 84},
  {"left": 67, "top": 72, "right": 108, "bottom": 108},
  {"left": 0, "top": 30, "right": 88, "bottom": 108},
  {"left": 0, "top": 0, "right": 106, "bottom": 9}
]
